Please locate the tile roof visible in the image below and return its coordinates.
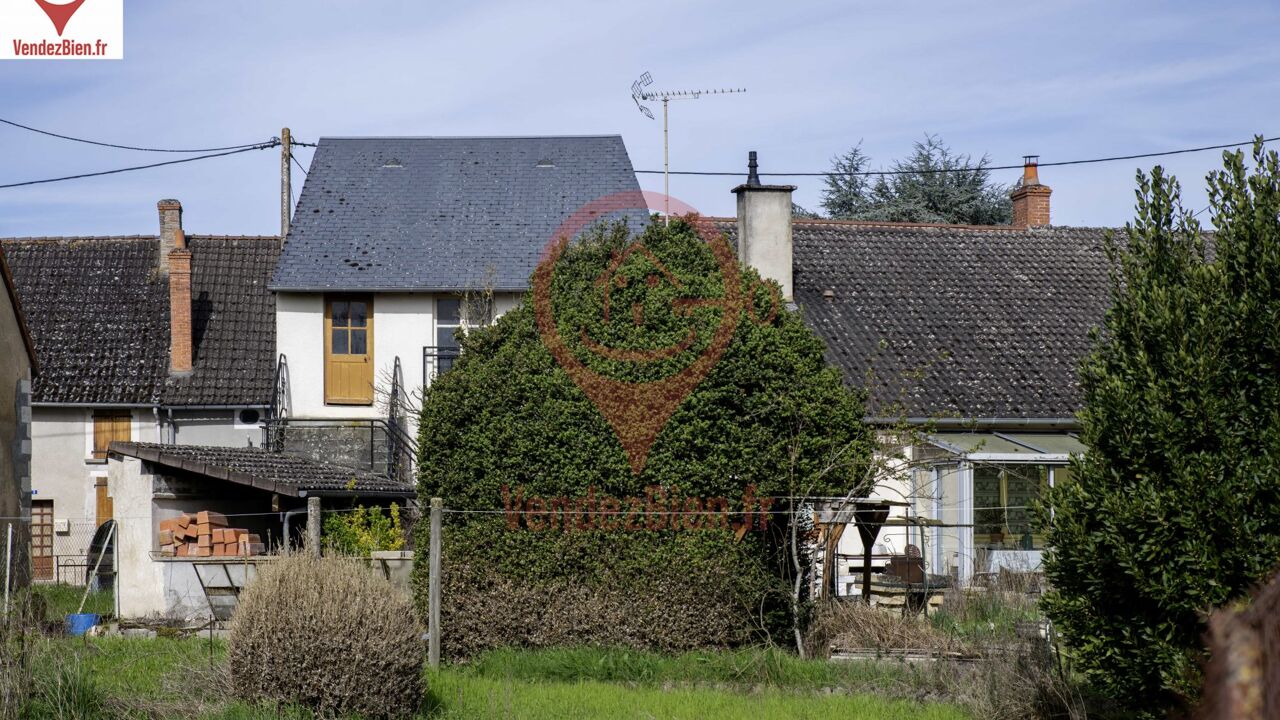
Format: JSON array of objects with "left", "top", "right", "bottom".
[
  {"left": 163, "top": 237, "right": 281, "bottom": 406},
  {"left": 0, "top": 235, "right": 280, "bottom": 406},
  {"left": 110, "top": 442, "right": 414, "bottom": 497},
  {"left": 271, "top": 135, "right": 647, "bottom": 292},
  {"left": 714, "top": 219, "right": 1114, "bottom": 421}
]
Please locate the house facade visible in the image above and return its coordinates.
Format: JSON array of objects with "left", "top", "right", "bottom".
[
  {"left": 2, "top": 201, "right": 281, "bottom": 583},
  {"left": 0, "top": 245, "right": 36, "bottom": 588},
  {"left": 721, "top": 158, "right": 1110, "bottom": 590},
  {"left": 268, "top": 135, "right": 645, "bottom": 446}
]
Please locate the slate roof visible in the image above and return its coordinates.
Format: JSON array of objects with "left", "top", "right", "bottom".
[
  {"left": 714, "top": 219, "right": 1114, "bottom": 421},
  {"left": 110, "top": 442, "right": 414, "bottom": 497},
  {"left": 271, "top": 135, "right": 647, "bottom": 292},
  {"left": 0, "top": 235, "right": 280, "bottom": 406}
]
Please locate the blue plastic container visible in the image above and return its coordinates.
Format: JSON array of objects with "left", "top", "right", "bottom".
[{"left": 66, "top": 613, "right": 100, "bottom": 636}]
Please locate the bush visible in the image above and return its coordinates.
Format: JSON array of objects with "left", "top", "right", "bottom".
[
  {"left": 1041, "top": 141, "right": 1280, "bottom": 716},
  {"left": 228, "top": 554, "right": 424, "bottom": 718},
  {"left": 321, "top": 503, "right": 406, "bottom": 556},
  {"left": 417, "top": 217, "right": 873, "bottom": 652}
]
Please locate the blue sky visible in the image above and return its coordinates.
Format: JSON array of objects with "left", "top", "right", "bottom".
[{"left": 1, "top": 0, "right": 1278, "bottom": 236}]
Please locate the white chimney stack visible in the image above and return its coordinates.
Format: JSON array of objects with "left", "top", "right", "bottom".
[{"left": 732, "top": 151, "right": 796, "bottom": 302}]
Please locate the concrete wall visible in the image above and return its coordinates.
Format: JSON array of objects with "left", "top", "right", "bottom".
[
  {"left": 276, "top": 290, "right": 521, "bottom": 425},
  {"left": 0, "top": 277, "right": 32, "bottom": 586},
  {"left": 168, "top": 408, "right": 263, "bottom": 448}
]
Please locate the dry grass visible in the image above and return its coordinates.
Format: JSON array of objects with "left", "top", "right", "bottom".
[{"left": 228, "top": 553, "right": 425, "bottom": 719}]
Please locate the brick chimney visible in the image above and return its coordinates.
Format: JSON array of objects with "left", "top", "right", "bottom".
[
  {"left": 1010, "top": 156, "right": 1051, "bottom": 228},
  {"left": 158, "top": 199, "right": 183, "bottom": 274},
  {"left": 732, "top": 151, "right": 797, "bottom": 302},
  {"left": 160, "top": 200, "right": 193, "bottom": 374}
]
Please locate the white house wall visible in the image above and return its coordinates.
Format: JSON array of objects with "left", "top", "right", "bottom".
[{"left": 276, "top": 290, "right": 524, "bottom": 425}]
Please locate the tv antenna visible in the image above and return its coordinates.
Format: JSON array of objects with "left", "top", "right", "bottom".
[{"left": 631, "top": 72, "right": 746, "bottom": 219}]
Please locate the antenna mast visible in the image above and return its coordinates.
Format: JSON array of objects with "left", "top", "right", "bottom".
[{"left": 631, "top": 73, "right": 746, "bottom": 220}]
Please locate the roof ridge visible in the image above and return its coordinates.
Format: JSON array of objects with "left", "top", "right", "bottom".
[
  {"left": 318, "top": 134, "right": 623, "bottom": 141},
  {"left": 186, "top": 235, "right": 280, "bottom": 241},
  {"left": 710, "top": 216, "right": 1120, "bottom": 232},
  {"left": 1, "top": 234, "right": 156, "bottom": 243}
]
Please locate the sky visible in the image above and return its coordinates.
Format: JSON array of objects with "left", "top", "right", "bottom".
[{"left": 1, "top": 0, "right": 1279, "bottom": 237}]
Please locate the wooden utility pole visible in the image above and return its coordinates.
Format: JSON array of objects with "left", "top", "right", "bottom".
[
  {"left": 306, "top": 496, "right": 321, "bottom": 557},
  {"left": 428, "top": 497, "right": 442, "bottom": 668},
  {"left": 280, "top": 127, "right": 292, "bottom": 239}
]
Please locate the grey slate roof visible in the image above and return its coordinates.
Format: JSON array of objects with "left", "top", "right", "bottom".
[
  {"left": 110, "top": 442, "right": 414, "bottom": 497},
  {"left": 715, "top": 219, "right": 1114, "bottom": 421},
  {"left": 271, "top": 135, "right": 647, "bottom": 292},
  {"left": 1, "top": 235, "right": 280, "bottom": 406}
]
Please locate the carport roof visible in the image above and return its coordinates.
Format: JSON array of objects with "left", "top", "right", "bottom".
[{"left": 109, "top": 442, "right": 415, "bottom": 498}]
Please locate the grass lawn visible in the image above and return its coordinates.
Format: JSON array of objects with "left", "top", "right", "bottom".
[
  {"left": 427, "top": 671, "right": 969, "bottom": 720},
  {"left": 23, "top": 582, "right": 115, "bottom": 618},
  {"left": 18, "top": 638, "right": 971, "bottom": 719}
]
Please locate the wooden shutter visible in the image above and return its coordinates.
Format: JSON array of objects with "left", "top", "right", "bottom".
[
  {"left": 324, "top": 295, "right": 374, "bottom": 404},
  {"left": 93, "top": 411, "right": 131, "bottom": 459},
  {"left": 31, "top": 500, "right": 54, "bottom": 581}
]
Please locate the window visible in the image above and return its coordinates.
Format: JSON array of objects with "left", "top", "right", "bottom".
[
  {"left": 91, "top": 411, "right": 131, "bottom": 461},
  {"left": 324, "top": 295, "right": 374, "bottom": 404},
  {"left": 973, "top": 463, "right": 1049, "bottom": 551},
  {"left": 425, "top": 297, "right": 462, "bottom": 381}
]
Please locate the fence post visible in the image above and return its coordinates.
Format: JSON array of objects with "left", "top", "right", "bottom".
[
  {"left": 306, "top": 496, "right": 321, "bottom": 557},
  {"left": 3, "top": 522, "right": 11, "bottom": 614},
  {"left": 428, "top": 497, "right": 442, "bottom": 668}
]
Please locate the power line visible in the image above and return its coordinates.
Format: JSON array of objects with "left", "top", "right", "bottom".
[
  {"left": 290, "top": 152, "right": 308, "bottom": 176},
  {"left": 0, "top": 116, "right": 274, "bottom": 153},
  {"left": 0, "top": 142, "right": 279, "bottom": 190},
  {"left": 636, "top": 135, "right": 1280, "bottom": 177}
]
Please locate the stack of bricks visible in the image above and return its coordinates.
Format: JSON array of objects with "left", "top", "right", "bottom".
[{"left": 158, "top": 511, "right": 265, "bottom": 557}]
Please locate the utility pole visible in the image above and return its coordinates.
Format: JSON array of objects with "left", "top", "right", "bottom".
[
  {"left": 631, "top": 74, "right": 745, "bottom": 222},
  {"left": 306, "top": 495, "right": 321, "bottom": 557},
  {"left": 280, "top": 127, "right": 292, "bottom": 239}
]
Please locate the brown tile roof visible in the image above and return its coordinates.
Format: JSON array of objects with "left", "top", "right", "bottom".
[
  {"left": 0, "top": 234, "right": 280, "bottom": 406},
  {"left": 110, "top": 441, "right": 414, "bottom": 497},
  {"left": 713, "top": 219, "right": 1114, "bottom": 421}
]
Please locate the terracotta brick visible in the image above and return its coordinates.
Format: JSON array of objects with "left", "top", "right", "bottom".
[
  {"left": 196, "top": 546, "right": 212, "bottom": 557},
  {"left": 197, "top": 534, "right": 212, "bottom": 548},
  {"left": 197, "top": 511, "right": 228, "bottom": 527},
  {"left": 176, "top": 544, "right": 190, "bottom": 557}
]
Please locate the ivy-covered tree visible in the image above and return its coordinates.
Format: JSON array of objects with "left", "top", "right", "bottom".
[
  {"left": 820, "top": 135, "right": 1012, "bottom": 224},
  {"left": 1041, "top": 140, "right": 1280, "bottom": 716},
  {"left": 415, "top": 217, "right": 872, "bottom": 655}
]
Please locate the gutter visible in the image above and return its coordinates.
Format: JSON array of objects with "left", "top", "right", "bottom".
[{"left": 864, "top": 416, "right": 1081, "bottom": 431}]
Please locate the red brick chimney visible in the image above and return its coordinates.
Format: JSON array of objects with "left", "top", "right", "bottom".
[
  {"left": 160, "top": 199, "right": 193, "bottom": 374},
  {"left": 1010, "top": 156, "right": 1051, "bottom": 228}
]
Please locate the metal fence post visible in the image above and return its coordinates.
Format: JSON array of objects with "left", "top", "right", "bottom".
[
  {"left": 3, "top": 522, "right": 12, "bottom": 614},
  {"left": 428, "top": 497, "right": 442, "bottom": 668}
]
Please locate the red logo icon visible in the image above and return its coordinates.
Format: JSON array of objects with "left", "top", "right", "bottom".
[
  {"left": 35, "top": 0, "right": 87, "bottom": 37},
  {"left": 534, "top": 190, "right": 779, "bottom": 475}
]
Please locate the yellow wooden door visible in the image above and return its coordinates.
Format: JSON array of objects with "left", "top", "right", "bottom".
[
  {"left": 95, "top": 478, "right": 113, "bottom": 525},
  {"left": 324, "top": 296, "right": 374, "bottom": 404}
]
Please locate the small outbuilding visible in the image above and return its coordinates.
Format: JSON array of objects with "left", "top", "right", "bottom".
[{"left": 108, "top": 441, "right": 414, "bottom": 622}]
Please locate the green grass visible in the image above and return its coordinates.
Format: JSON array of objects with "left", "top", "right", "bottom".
[
  {"left": 18, "top": 638, "right": 971, "bottom": 719},
  {"left": 465, "top": 645, "right": 918, "bottom": 692},
  {"left": 426, "top": 671, "right": 970, "bottom": 720},
  {"left": 23, "top": 582, "right": 114, "bottom": 619}
]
